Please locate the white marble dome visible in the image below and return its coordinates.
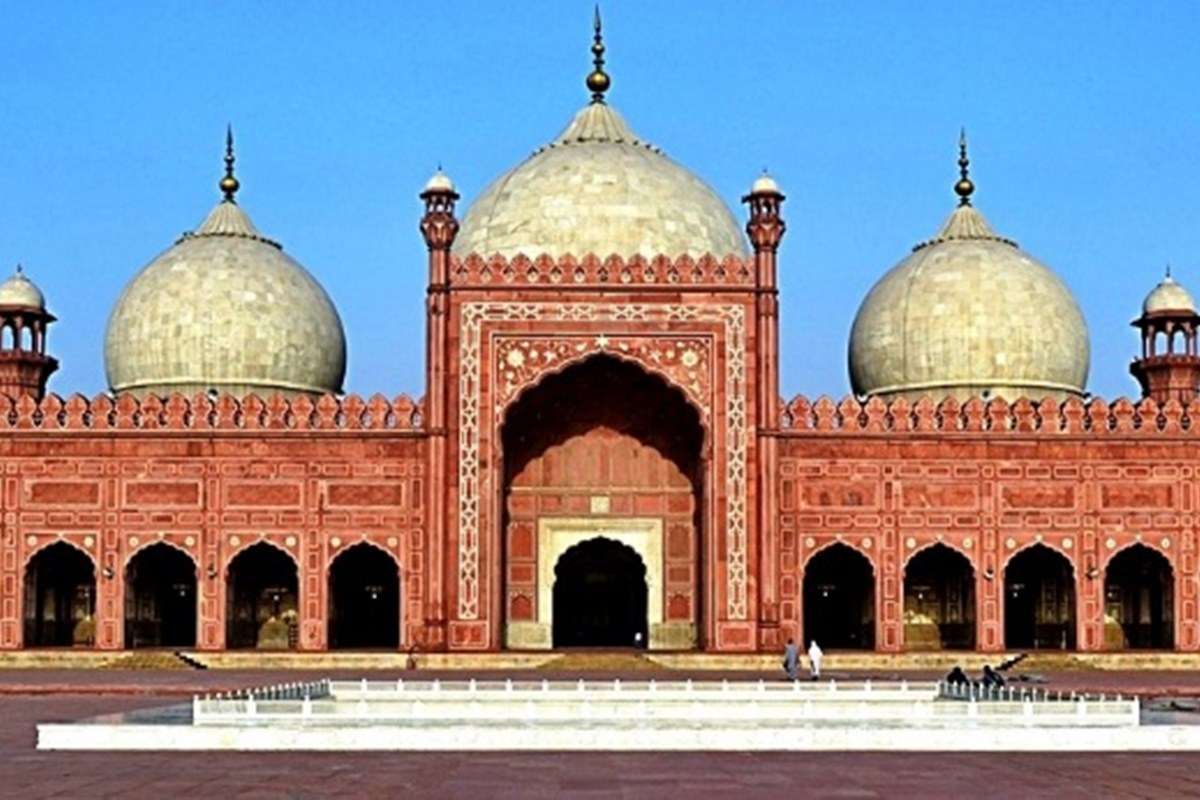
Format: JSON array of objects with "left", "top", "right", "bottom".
[
  {"left": 1143, "top": 274, "right": 1195, "bottom": 314},
  {"left": 0, "top": 266, "right": 45, "bottom": 310},
  {"left": 453, "top": 102, "right": 748, "bottom": 260},
  {"left": 105, "top": 199, "right": 346, "bottom": 397},
  {"left": 849, "top": 203, "right": 1090, "bottom": 402}
]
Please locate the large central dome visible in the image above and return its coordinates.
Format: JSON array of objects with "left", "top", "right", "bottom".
[{"left": 453, "top": 102, "right": 747, "bottom": 261}]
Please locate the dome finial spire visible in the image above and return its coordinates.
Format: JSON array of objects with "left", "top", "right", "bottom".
[
  {"left": 1166, "top": 262, "right": 1173, "bottom": 279},
  {"left": 954, "top": 128, "right": 975, "bottom": 207},
  {"left": 220, "top": 124, "right": 240, "bottom": 203},
  {"left": 586, "top": 5, "right": 611, "bottom": 104}
]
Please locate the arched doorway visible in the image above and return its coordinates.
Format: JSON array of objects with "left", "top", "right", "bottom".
[
  {"left": 328, "top": 543, "right": 400, "bottom": 650},
  {"left": 1105, "top": 545, "right": 1173, "bottom": 650},
  {"left": 1004, "top": 544, "right": 1075, "bottom": 650},
  {"left": 904, "top": 544, "right": 975, "bottom": 650},
  {"left": 226, "top": 542, "right": 298, "bottom": 650},
  {"left": 803, "top": 543, "right": 874, "bottom": 650},
  {"left": 23, "top": 542, "right": 96, "bottom": 647},
  {"left": 125, "top": 544, "right": 197, "bottom": 648},
  {"left": 552, "top": 537, "right": 648, "bottom": 648},
  {"left": 501, "top": 354, "right": 704, "bottom": 650}
]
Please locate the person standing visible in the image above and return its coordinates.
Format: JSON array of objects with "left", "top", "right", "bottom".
[
  {"left": 807, "top": 639, "right": 824, "bottom": 681},
  {"left": 782, "top": 638, "right": 800, "bottom": 680}
]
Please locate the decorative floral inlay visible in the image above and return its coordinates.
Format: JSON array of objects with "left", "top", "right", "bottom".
[{"left": 494, "top": 335, "right": 712, "bottom": 420}]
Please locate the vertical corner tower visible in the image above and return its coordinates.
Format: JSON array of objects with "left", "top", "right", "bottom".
[{"left": 0, "top": 265, "right": 58, "bottom": 400}]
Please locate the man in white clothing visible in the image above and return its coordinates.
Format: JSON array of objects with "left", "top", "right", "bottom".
[{"left": 807, "top": 640, "right": 824, "bottom": 681}]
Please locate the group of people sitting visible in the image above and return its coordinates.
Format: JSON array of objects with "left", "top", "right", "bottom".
[{"left": 945, "top": 664, "right": 1006, "bottom": 688}]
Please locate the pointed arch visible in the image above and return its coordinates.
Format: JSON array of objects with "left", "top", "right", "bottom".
[
  {"left": 23, "top": 540, "right": 96, "bottom": 647},
  {"left": 225, "top": 540, "right": 299, "bottom": 650},
  {"left": 124, "top": 541, "right": 197, "bottom": 648},
  {"left": 1004, "top": 542, "right": 1076, "bottom": 650},
  {"left": 552, "top": 536, "right": 649, "bottom": 648},
  {"left": 1104, "top": 543, "right": 1173, "bottom": 650},
  {"left": 802, "top": 541, "right": 875, "bottom": 650},
  {"left": 903, "top": 543, "right": 975, "bottom": 650},
  {"left": 328, "top": 541, "right": 401, "bottom": 650}
]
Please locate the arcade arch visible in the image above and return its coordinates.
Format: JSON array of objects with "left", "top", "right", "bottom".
[
  {"left": 803, "top": 543, "right": 875, "bottom": 650},
  {"left": 1004, "top": 544, "right": 1075, "bottom": 650},
  {"left": 23, "top": 541, "right": 95, "bottom": 647},
  {"left": 124, "top": 543, "right": 197, "bottom": 648},
  {"left": 328, "top": 542, "right": 401, "bottom": 650},
  {"left": 226, "top": 542, "right": 298, "bottom": 650},
  {"left": 1105, "top": 544, "right": 1173, "bottom": 650},
  {"left": 903, "top": 543, "right": 975, "bottom": 650}
]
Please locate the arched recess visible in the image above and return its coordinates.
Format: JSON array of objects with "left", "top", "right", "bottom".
[
  {"left": 803, "top": 542, "right": 875, "bottom": 650},
  {"left": 1104, "top": 543, "right": 1173, "bottom": 650},
  {"left": 500, "top": 354, "right": 704, "bottom": 651},
  {"left": 23, "top": 540, "right": 96, "bottom": 647},
  {"left": 124, "top": 542, "right": 197, "bottom": 648},
  {"left": 1004, "top": 543, "right": 1076, "bottom": 650},
  {"left": 328, "top": 541, "right": 401, "bottom": 650},
  {"left": 904, "top": 543, "right": 975, "bottom": 650},
  {"left": 552, "top": 536, "right": 649, "bottom": 648},
  {"left": 225, "top": 541, "right": 299, "bottom": 650}
]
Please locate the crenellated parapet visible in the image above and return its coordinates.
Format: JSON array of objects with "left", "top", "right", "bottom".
[
  {"left": 779, "top": 393, "right": 1200, "bottom": 435},
  {"left": 0, "top": 392, "right": 425, "bottom": 432},
  {"left": 449, "top": 253, "right": 755, "bottom": 289}
]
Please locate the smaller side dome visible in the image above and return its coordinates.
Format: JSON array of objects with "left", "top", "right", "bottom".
[
  {"left": 0, "top": 265, "right": 45, "bottom": 310},
  {"left": 1143, "top": 272, "right": 1195, "bottom": 314}
]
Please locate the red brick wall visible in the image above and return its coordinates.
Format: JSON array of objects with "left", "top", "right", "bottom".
[
  {"left": 775, "top": 394, "right": 1200, "bottom": 652},
  {"left": 0, "top": 392, "right": 428, "bottom": 651}
]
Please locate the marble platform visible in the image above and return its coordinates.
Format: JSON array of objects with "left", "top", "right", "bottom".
[{"left": 36, "top": 679, "right": 1200, "bottom": 751}]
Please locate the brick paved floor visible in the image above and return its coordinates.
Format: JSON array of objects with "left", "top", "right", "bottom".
[{"left": 7, "top": 671, "right": 1200, "bottom": 800}]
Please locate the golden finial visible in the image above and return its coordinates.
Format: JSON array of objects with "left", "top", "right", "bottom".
[
  {"left": 586, "top": 5, "right": 611, "bottom": 104},
  {"left": 954, "top": 128, "right": 974, "bottom": 206},
  {"left": 220, "top": 124, "right": 240, "bottom": 203}
]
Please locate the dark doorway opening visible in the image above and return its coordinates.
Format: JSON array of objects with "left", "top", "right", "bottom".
[
  {"left": 125, "top": 544, "right": 197, "bottom": 648},
  {"left": 1004, "top": 544, "right": 1075, "bottom": 649},
  {"left": 1105, "top": 545, "right": 1173, "bottom": 650},
  {"left": 803, "top": 543, "right": 875, "bottom": 650},
  {"left": 226, "top": 543, "right": 299, "bottom": 650},
  {"left": 23, "top": 542, "right": 96, "bottom": 647},
  {"left": 553, "top": 537, "right": 648, "bottom": 648},
  {"left": 328, "top": 543, "right": 401, "bottom": 650},
  {"left": 904, "top": 544, "right": 975, "bottom": 650}
]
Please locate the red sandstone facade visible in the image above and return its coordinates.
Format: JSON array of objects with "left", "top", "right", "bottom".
[{"left": 0, "top": 188, "right": 1194, "bottom": 654}]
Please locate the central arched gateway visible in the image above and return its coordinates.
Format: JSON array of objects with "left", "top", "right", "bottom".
[
  {"left": 500, "top": 354, "right": 703, "bottom": 650},
  {"left": 553, "top": 537, "right": 648, "bottom": 647}
]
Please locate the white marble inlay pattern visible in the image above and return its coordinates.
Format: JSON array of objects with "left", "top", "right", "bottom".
[{"left": 457, "top": 301, "right": 748, "bottom": 620}]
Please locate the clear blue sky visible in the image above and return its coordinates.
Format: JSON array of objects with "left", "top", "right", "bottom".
[{"left": 3, "top": 2, "right": 1198, "bottom": 399}]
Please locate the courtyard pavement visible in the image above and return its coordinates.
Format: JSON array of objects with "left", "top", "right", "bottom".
[{"left": 6, "top": 668, "right": 1200, "bottom": 797}]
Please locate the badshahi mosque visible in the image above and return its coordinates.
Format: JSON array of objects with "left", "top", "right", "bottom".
[{"left": 1, "top": 18, "right": 1197, "bottom": 657}]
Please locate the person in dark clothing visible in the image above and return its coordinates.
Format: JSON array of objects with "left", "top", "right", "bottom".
[
  {"left": 945, "top": 665, "right": 970, "bottom": 686},
  {"left": 981, "top": 664, "right": 1006, "bottom": 688},
  {"left": 782, "top": 638, "right": 800, "bottom": 680}
]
